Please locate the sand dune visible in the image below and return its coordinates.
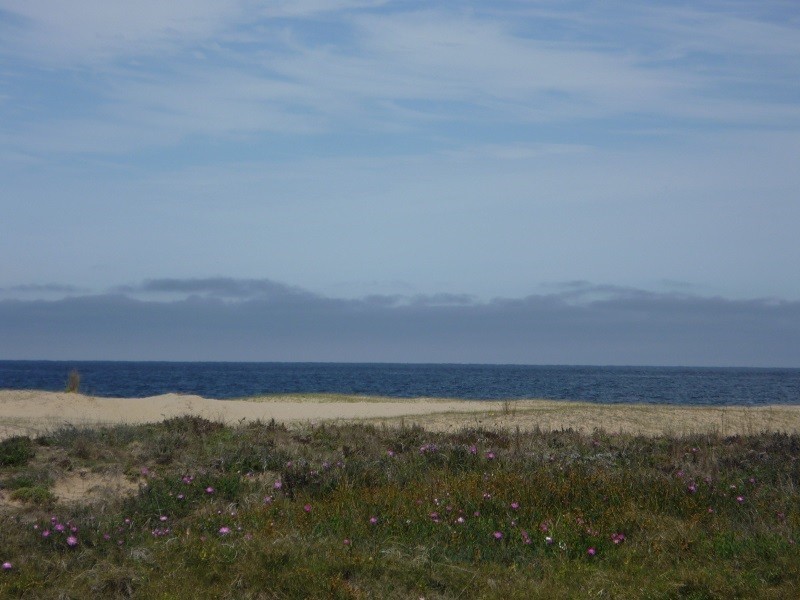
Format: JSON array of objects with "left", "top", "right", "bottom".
[{"left": 2, "top": 390, "right": 799, "bottom": 440}]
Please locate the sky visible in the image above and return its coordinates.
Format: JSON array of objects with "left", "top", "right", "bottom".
[{"left": 1, "top": 1, "right": 799, "bottom": 366}]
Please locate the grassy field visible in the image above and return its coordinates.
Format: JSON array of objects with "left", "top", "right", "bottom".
[{"left": 1, "top": 416, "right": 799, "bottom": 598}]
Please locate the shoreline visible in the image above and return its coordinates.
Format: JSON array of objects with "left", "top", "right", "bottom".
[{"left": 2, "top": 389, "right": 800, "bottom": 440}]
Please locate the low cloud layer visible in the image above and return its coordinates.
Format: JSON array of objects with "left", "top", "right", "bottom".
[{"left": 1, "top": 279, "right": 797, "bottom": 367}]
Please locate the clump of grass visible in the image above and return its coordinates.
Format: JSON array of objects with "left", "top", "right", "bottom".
[
  {"left": 10, "top": 486, "right": 56, "bottom": 506},
  {"left": 1, "top": 419, "right": 799, "bottom": 598},
  {"left": 65, "top": 369, "right": 81, "bottom": 393},
  {"left": 0, "top": 436, "right": 35, "bottom": 466}
]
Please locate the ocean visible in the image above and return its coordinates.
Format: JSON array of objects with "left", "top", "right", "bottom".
[{"left": 1, "top": 361, "right": 799, "bottom": 406}]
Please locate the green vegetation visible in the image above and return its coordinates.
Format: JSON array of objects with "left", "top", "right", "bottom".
[
  {"left": 0, "top": 436, "right": 35, "bottom": 467},
  {"left": 1, "top": 418, "right": 799, "bottom": 598}
]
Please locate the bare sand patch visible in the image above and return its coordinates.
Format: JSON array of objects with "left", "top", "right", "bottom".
[
  {"left": 52, "top": 470, "right": 141, "bottom": 504},
  {"left": 1, "top": 390, "right": 799, "bottom": 439}
]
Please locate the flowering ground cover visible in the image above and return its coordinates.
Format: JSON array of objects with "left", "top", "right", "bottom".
[{"left": 1, "top": 416, "right": 799, "bottom": 598}]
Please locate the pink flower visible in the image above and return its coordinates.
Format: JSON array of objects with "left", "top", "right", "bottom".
[
  {"left": 66, "top": 536, "right": 78, "bottom": 547},
  {"left": 493, "top": 531, "right": 503, "bottom": 540},
  {"left": 369, "top": 516, "right": 378, "bottom": 525},
  {"left": 159, "top": 516, "right": 168, "bottom": 522},
  {"left": 485, "top": 451, "right": 496, "bottom": 460},
  {"left": 510, "top": 502, "right": 519, "bottom": 510},
  {"left": 304, "top": 504, "right": 312, "bottom": 513},
  {"left": 387, "top": 450, "right": 395, "bottom": 457},
  {"left": 55, "top": 524, "right": 65, "bottom": 533},
  {"left": 469, "top": 445, "right": 477, "bottom": 455},
  {"left": 218, "top": 527, "right": 231, "bottom": 535},
  {"left": 42, "top": 530, "right": 51, "bottom": 538},
  {"left": 205, "top": 486, "right": 215, "bottom": 494},
  {"left": 587, "top": 547, "right": 596, "bottom": 556},
  {"left": 343, "top": 538, "right": 351, "bottom": 545},
  {"left": 456, "top": 517, "right": 465, "bottom": 524},
  {"left": 273, "top": 481, "right": 283, "bottom": 490},
  {"left": 2, "top": 562, "right": 12, "bottom": 571},
  {"left": 736, "top": 496, "right": 744, "bottom": 503}
]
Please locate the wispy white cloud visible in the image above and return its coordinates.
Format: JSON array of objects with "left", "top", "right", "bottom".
[
  {"left": 2, "top": 1, "right": 798, "bottom": 158},
  {"left": 0, "top": 0, "right": 247, "bottom": 64}
]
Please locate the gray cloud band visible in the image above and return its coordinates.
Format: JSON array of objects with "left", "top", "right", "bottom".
[{"left": 1, "top": 279, "right": 797, "bottom": 366}]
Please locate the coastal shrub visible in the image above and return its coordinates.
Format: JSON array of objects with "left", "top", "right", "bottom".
[
  {"left": 10, "top": 485, "right": 56, "bottom": 506},
  {"left": 0, "top": 436, "right": 35, "bottom": 466},
  {"left": 162, "top": 415, "right": 224, "bottom": 436},
  {"left": 65, "top": 369, "right": 81, "bottom": 393}
]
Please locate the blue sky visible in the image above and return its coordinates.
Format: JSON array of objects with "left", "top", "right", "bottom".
[{"left": 1, "top": 1, "right": 799, "bottom": 365}]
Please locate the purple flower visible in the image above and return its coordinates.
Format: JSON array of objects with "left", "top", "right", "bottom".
[
  {"left": 387, "top": 450, "right": 395, "bottom": 457},
  {"left": 493, "top": 531, "right": 503, "bottom": 540},
  {"left": 2, "top": 562, "right": 11, "bottom": 571},
  {"left": 369, "top": 516, "right": 378, "bottom": 525},
  {"left": 611, "top": 533, "right": 626, "bottom": 544},
  {"left": 42, "top": 530, "right": 51, "bottom": 538},
  {"left": 485, "top": 451, "right": 496, "bottom": 460},
  {"left": 205, "top": 486, "right": 215, "bottom": 494},
  {"left": 304, "top": 504, "right": 312, "bottom": 513},
  {"left": 545, "top": 536, "right": 553, "bottom": 545},
  {"left": 587, "top": 547, "right": 596, "bottom": 556},
  {"left": 273, "top": 481, "right": 283, "bottom": 490},
  {"left": 159, "top": 516, "right": 168, "bottom": 522},
  {"left": 218, "top": 527, "right": 231, "bottom": 535},
  {"left": 736, "top": 496, "right": 745, "bottom": 503},
  {"left": 66, "top": 536, "right": 78, "bottom": 547},
  {"left": 510, "top": 502, "right": 520, "bottom": 510},
  {"left": 469, "top": 445, "right": 477, "bottom": 455}
]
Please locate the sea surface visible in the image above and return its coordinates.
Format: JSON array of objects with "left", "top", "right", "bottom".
[{"left": 1, "top": 361, "right": 799, "bottom": 406}]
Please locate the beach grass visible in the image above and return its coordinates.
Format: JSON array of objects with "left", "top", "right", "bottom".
[{"left": 1, "top": 417, "right": 799, "bottom": 598}]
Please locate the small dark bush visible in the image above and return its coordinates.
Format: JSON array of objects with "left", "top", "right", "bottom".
[
  {"left": 0, "top": 436, "right": 35, "bottom": 466},
  {"left": 163, "top": 415, "right": 224, "bottom": 436}
]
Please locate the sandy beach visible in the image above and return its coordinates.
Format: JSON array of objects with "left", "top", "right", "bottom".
[{"left": 2, "top": 389, "right": 800, "bottom": 440}]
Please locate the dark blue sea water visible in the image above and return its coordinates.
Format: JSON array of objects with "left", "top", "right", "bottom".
[{"left": 1, "top": 361, "right": 799, "bottom": 406}]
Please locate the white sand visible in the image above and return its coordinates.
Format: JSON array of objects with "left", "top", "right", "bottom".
[{"left": 2, "top": 390, "right": 800, "bottom": 439}]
